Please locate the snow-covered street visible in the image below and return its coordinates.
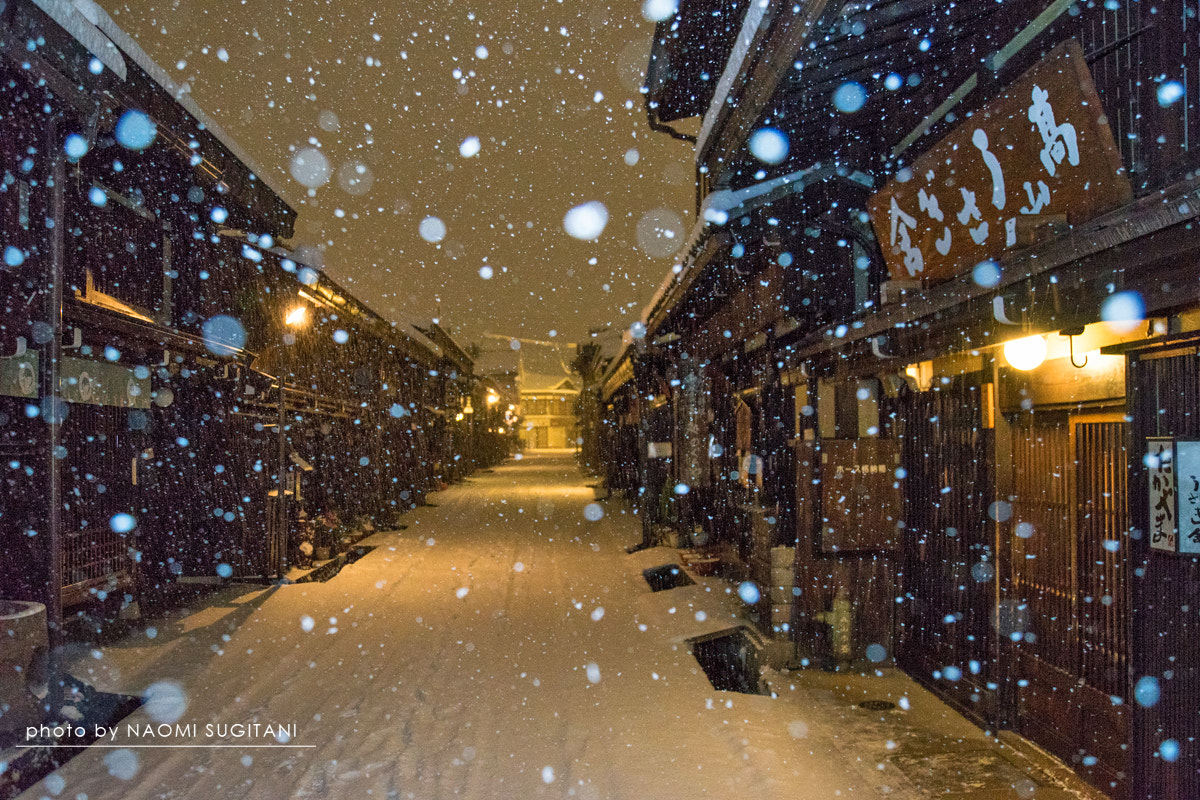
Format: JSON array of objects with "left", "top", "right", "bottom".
[{"left": 19, "top": 454, "right": 1095, "bottom": 799}]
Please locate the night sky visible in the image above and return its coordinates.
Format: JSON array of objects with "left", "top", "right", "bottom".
[{"left": 101, "top": 0, "right": 696, "bottom": 356}]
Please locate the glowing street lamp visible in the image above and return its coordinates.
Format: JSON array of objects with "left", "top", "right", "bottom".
[
  {"left": 285, "top": 305, "right": 308, "bottom": 327},
  {"left": 275, "top": 303, "right": 309, "bottom": 577},
  {"left": 1003, "top": 334, "right": 1048, "bottom": 371}
]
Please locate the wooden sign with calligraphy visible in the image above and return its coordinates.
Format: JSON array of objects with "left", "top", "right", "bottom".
[
  {"left": 868, "top": 40, "right": 1131, "bottom": 284},
  {"left": 1147, "top": 438, "right": 1177, "bottom": 554}
]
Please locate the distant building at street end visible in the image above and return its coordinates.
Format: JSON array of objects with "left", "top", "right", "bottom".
[{"left": 519, "top": 372, "right": 579, "bottom": 451}]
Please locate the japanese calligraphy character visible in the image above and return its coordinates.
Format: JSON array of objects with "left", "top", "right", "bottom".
[
  {"left": 1188, "top": 475, "right": 1200, "bottom": 544},
  {"left": 889, "top": 197, "right": 924, "bottom": 276},
  {"left": 918, "top": 188, "right": 944, "bottom": 221},
  {"left": 1028, "top": 85, "right": 1079, "bottom": 177},
  {"left": 935, "top": 227, "right": 952, "bottom": 255},
  {"left": 1020, "top": 180, "right": 1051, "bottom": 215},
  {"left": 1149, "top": 442, "right": 1176, "bottom": 547},
  {"left": 971, "top": 129, "right": 1006, "bottom": 210},
  {"left": 1155, "top": 483, "right": 1175, "bottom": 520},
  {"left": 918, "top": 188, "right": 952, "bottom": 255},
  {"left": 957, "top": 188, "right": 988, "bottom": 245}
]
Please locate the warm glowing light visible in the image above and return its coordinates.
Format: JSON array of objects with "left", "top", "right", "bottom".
[
  {"left": 1003, "top": 334, "right": 1048, "bottom": 370},
  {"left": 487, "top": 392, "right": 500, "bottom": 406},
  {"left": 903, "top": 361, "right": 933, "bottom": 392},
  {"left": 285, "top": 306, "right": 308, "bottom": 326}
]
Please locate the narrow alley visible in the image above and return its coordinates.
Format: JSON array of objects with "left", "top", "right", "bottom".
[{"left": 15, "top": 454, "right": 1098, "bottom": 800}]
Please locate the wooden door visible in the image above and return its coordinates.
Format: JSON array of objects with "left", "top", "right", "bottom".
[
  {"left": 1010, "top": 413, "right": 1128, "bottom": 798},
  {"left": 897, "top": 380, "right": 999, "bottom": 724}
]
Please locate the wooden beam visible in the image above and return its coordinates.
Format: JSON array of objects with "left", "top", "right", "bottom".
[{"left": 700, "top": 0, "right": 839, "bottom": 179}]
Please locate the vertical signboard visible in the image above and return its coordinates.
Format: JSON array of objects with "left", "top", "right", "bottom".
[
  {"left": 1175, "top": 440, "right": 1200, "bottom": 555},
  {"left": 1147, "top": 438, "right": 1177, "bottom": 553}
]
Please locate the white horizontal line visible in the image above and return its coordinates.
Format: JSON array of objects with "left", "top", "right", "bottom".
[{"left": 19, "top": 745, "right": 315, "bottom": 749}]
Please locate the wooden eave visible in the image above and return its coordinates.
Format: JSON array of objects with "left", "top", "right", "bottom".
[
  {"left": 701, "top": 0, "right": 1004, "bottom": 188},
  {"left": 649, "top": 166, "right": 875, "bottom": 345},
  {"left": 598, "top": 344, "right": 635, "bottom": 402},
  {"left": 782, "top": 174, "right": 1200, "bottom": 377},
  {"left": 646, "top": 0, "right": 747, "bottom": 124},
  {"left": 3, "top": 0, "right": 297, "bottom": 239},
  {"left": 414, "top": 322, "right": 474, "bottom": 377},
  {"left": 63, "top": 296, "right": 247, "bottom": 361},
  {"left": 697, "top": 0, "right": 840, "bottom": 178}
]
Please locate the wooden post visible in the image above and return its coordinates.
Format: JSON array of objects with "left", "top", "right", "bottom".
[
  {"left": 45, "top": 116, "right": 65, "bottom": 716},
  {"left": 276, "top": 360, "right": 287, "bottom": 580},
  {"left": 633, "top": 348, "right": 653, "bottom": 549},
  {"left": 989, "top": 356, "right": 1014, "bottom": 730}
]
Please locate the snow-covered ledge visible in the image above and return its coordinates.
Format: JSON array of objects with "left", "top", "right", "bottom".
[{"left": 695, "top": 0, "right": 771, "bottom": 159}]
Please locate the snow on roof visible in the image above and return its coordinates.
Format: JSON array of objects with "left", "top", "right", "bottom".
[
  {"left": 40, "top": 0, "right": 290, "bottom": 204},
  {"left": 31, "top": 0, "right": 126, "bottom": 79},
  {"left": 387, "top": 312, "right": 446, "bottom": 359},
  {"left": 638, "top": 163, "right": 874, "bottom": 339},
  {"left": 696, "top": 0, "right": 769, "bottom": 157},
  {"left": 520, "top": 372, "right": 579, "bottom": 394}
]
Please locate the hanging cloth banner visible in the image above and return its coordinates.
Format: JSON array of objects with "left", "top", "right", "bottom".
[
  {"left": 1176, "top": 440, "right": 1200, "bottom": 555},
  {"left": 676, "top": 371, "right": 709, "bottom": 488},
  {"left": 59, "top": 356, "right": 151, "bottom": 409},
  {"left": 0, "top": 352, "right": 38, "bottom": 398}
]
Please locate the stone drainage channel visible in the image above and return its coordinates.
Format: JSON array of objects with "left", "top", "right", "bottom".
[
  {"left": 0, "top": 680, "right": 140, "bottom": 799},
  {"left": 642, "top": 563, "right": 766, "bottom": 696},
  {"left": 641, "top": 561, "right": 1085, "bottom": 800},
  {"left": 292, "top": 545, "right": 376, "bottom": 583}
]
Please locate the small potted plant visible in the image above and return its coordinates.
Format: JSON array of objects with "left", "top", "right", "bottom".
[
  {"left": 294, "top": 511, "right": 315, "bottom": 568},
  {"left": 314, "top": 510, "right": 339, "bottom": 562}
]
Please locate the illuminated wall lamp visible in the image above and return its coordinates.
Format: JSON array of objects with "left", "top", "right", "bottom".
[
  {"left": 1003, "top": 334, "right": 1048, "bottom": 371},
  {"left": 285, "top": 305, "right": 308, "bottom": 327}
]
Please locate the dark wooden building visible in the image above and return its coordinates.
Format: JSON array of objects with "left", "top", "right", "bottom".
[
  {"left": 596, "top": 1, "right": 1200, "bottom": 796},
  {"left": 0, "top": 0, "right": 497, "bottom": 665}
]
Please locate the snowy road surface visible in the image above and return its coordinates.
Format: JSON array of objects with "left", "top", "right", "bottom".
[{"left": 27, "top": 454, "right": 950, "bottom": 799}]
